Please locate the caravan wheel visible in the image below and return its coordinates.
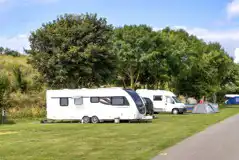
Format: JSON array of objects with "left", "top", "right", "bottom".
[
  {"left": 82, "top": 116, "right": 91, "bottom": 123},
  {"left": 91, "top": 116, "right": 100, "bottom": 124}
]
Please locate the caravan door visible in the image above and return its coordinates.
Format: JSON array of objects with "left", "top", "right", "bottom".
[{"left": 152, "top": 95, "right": 166, "bottom": 112}]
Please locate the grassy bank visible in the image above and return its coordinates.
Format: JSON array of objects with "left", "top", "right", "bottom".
[
  {"left": 0, "top": 107, "right": 238, "bottom": 160},
  {"left": 0, "top": 55, "right": 45, "bottom": 119}
]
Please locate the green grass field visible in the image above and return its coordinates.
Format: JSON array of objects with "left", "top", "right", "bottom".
[{"left": 0, "top": 107, "right": 239, "bottom": 160}]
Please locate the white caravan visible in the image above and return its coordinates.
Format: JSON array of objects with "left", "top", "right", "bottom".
[
  {"left": 136, "top": 89, "right": 186, "bottom": 114},
  {"left": 45, "top": 88, "right": 152, "bottom": 123}
]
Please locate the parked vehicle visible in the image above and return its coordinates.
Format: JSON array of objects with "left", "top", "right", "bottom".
[
  {"left": 136, "top": 89, "right": 186, "bottom": 114},
  {"left": 44, "top": 88, "right": 152, "bottom": 123}
]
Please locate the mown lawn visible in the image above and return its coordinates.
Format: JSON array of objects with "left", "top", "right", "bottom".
[{"left": 0, "top": 107, "right": 239, "bottom": 160}]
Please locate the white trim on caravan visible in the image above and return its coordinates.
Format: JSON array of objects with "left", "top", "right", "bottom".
[
  {"left": 45, "top": 88, "right": 152, "bottom": 123},
  {"left": 136, "top": 89, "right": 186, "bottom": 114}
]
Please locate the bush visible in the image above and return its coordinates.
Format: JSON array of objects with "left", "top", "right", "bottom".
[
  {"left": 7, "top": 91, "right": 46, "bottom": 119},
  {"left": 0, "top": 72, "right": 10, "bottom": 108}
]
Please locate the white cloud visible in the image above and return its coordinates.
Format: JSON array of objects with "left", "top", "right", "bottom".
[
  {"left": 0, "top": 34, "right": 29, "bottom": 53},
  {"left": 227, "top": 0, "right": 239, "bottom": 19},
  {"left": 234, "top": 48, "right": 239, "bottom": 63}
]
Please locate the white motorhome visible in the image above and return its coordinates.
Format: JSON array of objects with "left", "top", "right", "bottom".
[
  {"left": 136, "top": 89, "right": 186, "bottom": 114},
  {"left": 45, "top": 88, "right": 152, "bottom": 123}
]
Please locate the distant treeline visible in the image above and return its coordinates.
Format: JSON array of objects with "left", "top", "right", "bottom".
[{"left": 0, "top": 47, "right": 21, "bottom": 57}]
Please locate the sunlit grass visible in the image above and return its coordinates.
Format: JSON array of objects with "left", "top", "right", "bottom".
[{"left": 0, "top": 107, "right": 238, "bottom": 160}]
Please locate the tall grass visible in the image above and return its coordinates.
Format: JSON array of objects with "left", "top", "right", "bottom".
[
  {"left": 7, "top": 91, "right": 46, "bottom": 119},
  {"left": 0, "top": 55, "right": 46, "bottom": 119}
]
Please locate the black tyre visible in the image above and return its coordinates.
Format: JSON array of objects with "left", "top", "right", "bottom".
[
  {"left": 82, "top": 116, "right": 91, "bottom": 123},
  {"left": 91, "top": 116, "right": 100, "bottom": 124}
]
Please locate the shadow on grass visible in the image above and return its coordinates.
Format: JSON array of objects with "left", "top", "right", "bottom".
[{"left": 39, "top": 119, "right": 153, "bottom": 124}]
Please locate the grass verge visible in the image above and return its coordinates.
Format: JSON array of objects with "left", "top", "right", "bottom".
[{"left": 0, "top": 107, "right": 238, "bottom": 160}]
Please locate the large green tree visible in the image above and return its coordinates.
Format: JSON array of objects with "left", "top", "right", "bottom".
[
  {"left": 156, "top": 27, "right": 236, "bottom": 99},
  {"left": 112, "top": 25, "right": 165, "bottom": 89},
  {"left": 27, "top": 13, "right": 116, "bottom": 88}
]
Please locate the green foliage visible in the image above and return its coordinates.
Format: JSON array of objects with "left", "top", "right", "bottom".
[
  {"left": 0, "top": 55, "right": 45, "bottom": 118},
  {"left": 0, "top": 47, "right": 20, "bottom": 57},
  {"left": 27, "top": 13, "right": 117, "bottom": 89},
  {"left": 0, "top": 73, "right": 10, "bottom": 109},
  {"left": 112, "top": 25, "right": 165, "bottom": 89},
  {"left": 1, "top": 13, "right": 239, "bottom": 117},
  {"left": 12, "top": 65, "right": 28, "bottom": 93}
]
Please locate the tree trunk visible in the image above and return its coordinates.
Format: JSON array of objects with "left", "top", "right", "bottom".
[
  {"left": 122, "top": 79, "right": 126, "bottom": 89},
  {"left": 130, "top": 75, "right": 135, "bottom": 90},
  {"left": 129, "top": 68, "right": 135, "bottom": 90}
]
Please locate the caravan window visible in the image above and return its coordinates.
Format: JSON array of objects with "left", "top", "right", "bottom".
[
  {"left": 99, "top": 97, "right": 111, "bottom": 105},
  {"left": 60, "top": 98, "right": 68, "bottom": 106},
  {"left": 112, "top": 97, "right": 129, "bottom": 106},
  {"left": 90, "top": 97, "right": 99, "bottom": 103},
  {"left": 153, "top": 95, "right": 162, "bottom": 101},
  {"left": 74, "top": 98, "right": 83, "bottom": 105}
]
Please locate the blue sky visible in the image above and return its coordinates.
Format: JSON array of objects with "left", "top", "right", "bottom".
[{"left": 1, "top": 0, "right": 239, "bottom": 62}]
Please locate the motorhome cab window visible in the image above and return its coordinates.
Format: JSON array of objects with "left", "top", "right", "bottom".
[
  {"left": 90, "top": 97, "right": 99, "bottom": 103},
  {"left": 153, "top": 95, "right": 162, "bottom": 101},
  {"left": 172, "top": 96, "right": 181, "bottom": 103},
  {"left": 74, "top": 98, "right": 83, "bottom": 105},
  {"left": 60, "top": 98, "right": 68, "bottom": 106},
  {"left": 166, "top": 96, "right": 174, "bottom": 104}
]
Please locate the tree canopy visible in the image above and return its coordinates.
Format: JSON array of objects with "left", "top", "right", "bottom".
[
  {"left": 27, "top": 13, "right": 116, "bottom": 88},
  {"left": 26, "top": 13, "right": 239, "bottom": 101}
]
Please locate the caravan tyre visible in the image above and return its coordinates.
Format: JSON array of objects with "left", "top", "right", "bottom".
[
  {"left": 172, "top": 109, "right": 179, "bottom": 115},
  {"left": 91, "top": 116, "right": 100, "bottom": 124},
  {"left": 82, "top": 116, "right": 91, "bottom": 123}
]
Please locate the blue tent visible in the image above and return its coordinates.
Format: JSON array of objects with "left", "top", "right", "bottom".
[{"left": 225, "top": 96, "right": 239, "bottom": 105}]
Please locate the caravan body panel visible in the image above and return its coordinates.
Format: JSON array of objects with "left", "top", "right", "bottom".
[{"left": 46, "top": 88, "right": 147, "bottom": 121}]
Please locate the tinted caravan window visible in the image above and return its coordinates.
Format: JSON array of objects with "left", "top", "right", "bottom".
[
  {"left": 60, "top": 98, "right": 68, "bottom": 106},
  {"left": 112, "top": 97, "right": 124, "bottom": 105},
  {"left": 90, "top": 97, "right": 99, "bottom": 103},
  {"left": 74, "top": 98, "right": 83, "bottom": 105},
  {"left": 111, "top": 97, "right": 129, "bottom": 106},
  {"left": 99, "top": 97, "right": 111, "bottom": 105},
  {"left": 124, "top": 89, "right": 145, "bottom": 114}
]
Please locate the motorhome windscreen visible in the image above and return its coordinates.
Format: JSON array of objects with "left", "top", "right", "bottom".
[
  {"left": 172, "top": 96, "right": 181, "bottom": 103},
  {"left": 124, "top": 89, "right": 145, "bottom": 114}
]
